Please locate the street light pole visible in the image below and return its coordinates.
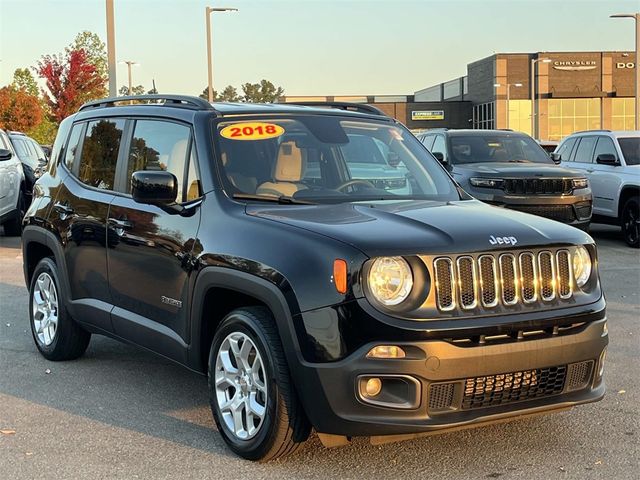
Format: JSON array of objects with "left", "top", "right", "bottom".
[
  {"left": 106, "top": 0, "right": 117, "bottom": 97},
  {"left": 530, "top": 57, "right": 551, "bottom": 139},
  {"left": 206, "top": 6, "right": 238, "bottom": 103},
  {"left": 611, "top": 13, "right": 640, "bottom": 130}
]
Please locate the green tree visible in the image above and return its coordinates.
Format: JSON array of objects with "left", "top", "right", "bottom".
[
  {"left": 119, "top": 85, "right": 146, "bottom": 96},
  {"left": 199, "top": 85, "right": 240, "bottom": 102},
  {"left": 241, "top": 79, "right": 284, "bottom": 103},
  {"left": 11, "top": 68, "right": 39, "bottom": 97},
  {"left": 67, "top": 31, "right": 107, "bottom": 79},
  {"left": 27, "top": 117, "right": 58, "bottom": 145}
]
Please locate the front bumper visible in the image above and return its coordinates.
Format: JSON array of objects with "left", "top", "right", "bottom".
[
  {"left": 294, "top": 318, "right": 607, "bottom": 437},
  {"left": 471, "top": 190, "right": 592, "bottom": 227}
]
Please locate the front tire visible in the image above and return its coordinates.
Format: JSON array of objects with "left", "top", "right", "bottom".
[
  {"left": 621, "top": 196, "right": 639, "bottom": 248},
  {"left": 29, "top": 257, "right": 91, "bottom": 360},
  {"left": 208, "top": 307, "right": 310, "bottom": 461}
]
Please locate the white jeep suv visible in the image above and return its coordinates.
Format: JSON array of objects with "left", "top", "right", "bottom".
[
  {"left": 0, "top": 129, "right": 26, "bottom": 236},
  {"left": 554, "top": 130, "right": 639, "bottom": 247}
]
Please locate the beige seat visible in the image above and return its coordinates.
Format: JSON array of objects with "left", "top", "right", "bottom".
[{"left": 256, "top": 141, "right": 307, "bottom": 197}]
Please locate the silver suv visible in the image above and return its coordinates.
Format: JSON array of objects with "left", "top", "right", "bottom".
[
  {"left": 0, "top": 129, "right": 26, "bottom": 236},
  {"left": 555, "top": 130, "right": 639, "bottom": 247}
]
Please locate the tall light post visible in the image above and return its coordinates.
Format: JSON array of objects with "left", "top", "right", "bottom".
[
  {"left": 494, "top": 82, "right": 523, "bottom": 130},
  {"left": 530, "top": 57, "right": 551, "bottom": 139},
  {"left": 611, "top": 13, "right": 640, "bottom": 129},
  {"left": 106, "top": 0, "right": 117, "bottom": 97},
  {"left": 206, "top": 6, "right": 238, "bottom": 103},
  {"left": 120, "top": 61, "right": 139, "bottom": 95}
]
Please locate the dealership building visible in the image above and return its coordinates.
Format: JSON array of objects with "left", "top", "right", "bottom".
[{"left": 281, "top": 51, "right": 637, "bottom": 140}]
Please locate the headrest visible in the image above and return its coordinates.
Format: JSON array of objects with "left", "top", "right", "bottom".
[{"left": 274, "top": 141, "right": 305, "bottom": 182}]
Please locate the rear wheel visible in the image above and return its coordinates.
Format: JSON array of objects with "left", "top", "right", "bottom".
[
  {"left": 3, "top": 192, "right": 26, "bottom": 236},
  {"left": 208, "top": 307, "right": 310, "bottom": 461},
  {"left": 29, "top": 257, "right": 91, "bottom": 360},
  {"left": 621, "top": 196, "right": 639, "bottom": 248}
]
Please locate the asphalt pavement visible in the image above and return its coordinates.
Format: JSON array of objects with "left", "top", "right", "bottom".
[{"left": 0, "top": 224, "right": 638, "bottom": 480}]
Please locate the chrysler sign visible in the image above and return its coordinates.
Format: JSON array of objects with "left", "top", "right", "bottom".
[{"left": 553, "top": 60, "right": 597, "bottom": 71}]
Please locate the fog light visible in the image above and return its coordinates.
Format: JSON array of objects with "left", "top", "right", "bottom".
[
  {"left": 365, "top": 378, "right": 382, "bottom": 397},
  {"left": 598, "top": 347, "right": 607, "bottom": 378},
  {"left": 366, "top": 345, "right": 406, "bottom": 359}
]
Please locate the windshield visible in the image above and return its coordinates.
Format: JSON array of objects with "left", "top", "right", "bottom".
[
  {"left": 619, "top": 137, "right": 640, "bottom": 166},
  {"left": 214, "top": 115, "right": 460, "bottom": 203},
  {"left": 449, "top": 134, "right": 554, "bottom": 165}
]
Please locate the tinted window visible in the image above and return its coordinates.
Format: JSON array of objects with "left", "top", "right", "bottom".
[
  {"left": 618, "top": 137, "right": 640, "bottom": 166},
  {"left": 64, "top": 124, "right": 85, "bottom": 172},
  {"left": 432, "top": 135, "right": 447, "bottom": 161},
  {"left": 556, "top": 137, "right": 577, "bottom": 161},
  {"left": 593, "top": 136, "right": 618, "bottom": 162},
  {"left": 30, "top": 140, "right": 47, "bottom": 161},
  {"left": 126, "top": 120, "right": 192, "bottom": 201},
  {"left": 78, "top": 119, "right": 125, "bottom": 190},
  {"left": 573, "top": 136, "right": 597, "bottom": 163},
  {"left": 421, "top": 134, "right": 435, "bottom": 150},
  {"left": 449, "top": 134, "right": 553, "bottom": 164}
]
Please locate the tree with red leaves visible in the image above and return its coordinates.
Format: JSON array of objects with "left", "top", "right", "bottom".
[
  {"left": 0, "top": 87, "right": 44, "bottom": 132},
  {"left": 37, "top": 49, "right": 106, "bottom": 123}
]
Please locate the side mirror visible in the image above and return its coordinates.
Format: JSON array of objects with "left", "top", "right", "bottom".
[
  {"left": 596, "top": 153, "right": 618, "bottom": 166},
  {"left": 549, "top": 152, "right": 561, "bottom": 164},
  {"left": 131, "top": 170, "right": 178, "bottom": 206},
  {"left": 387, "top": 152, "right": 401, "bottom": 168},
  {"left": 0, "top": 149, "right": 13, "bottom": 161},
  {"left": 432, "top": 151, "right": 447, "bottom": 164}
]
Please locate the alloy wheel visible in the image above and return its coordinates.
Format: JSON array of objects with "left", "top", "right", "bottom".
[
  {"left": 32, "top": 272, "right": 59, "bottom": 346},
  {"left": 624, "top": 203, "right": 639, "bottom": 245},
  {"left": 214, "top": 331, "right": 268, "bottom": 440}
]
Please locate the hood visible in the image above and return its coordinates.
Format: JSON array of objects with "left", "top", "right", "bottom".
[
  {"left": 453, "top": 162, "right": 584, "bottom": 177},
  {"left": 246, "top": 199, "right": 591, "bottom": 257}
]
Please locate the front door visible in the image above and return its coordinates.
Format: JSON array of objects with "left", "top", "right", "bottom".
[
  {"left": 589, "top": 135, "right": 622, "bottom": 217},
  {"left": 106, "top": 119, "right": 201, "bottom": 361}
]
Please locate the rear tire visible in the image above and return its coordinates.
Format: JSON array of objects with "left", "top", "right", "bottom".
[
  {"left": 621, "top": 196, "right": 639, "bottom": 248},
  {"left": 208, "top": 307, "right": 310, "bottom": 461},
  {"left": 3, "top": 192, "right": 26, "bottom": 236},
  {"left": 29, "top": 257, "right": 91, "bottom": 360}
]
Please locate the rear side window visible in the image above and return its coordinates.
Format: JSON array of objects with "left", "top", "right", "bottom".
[
  {"left": 78, "top": 119, "right": 125, "bottom": 190},
  {"left": 126, "top": 120, "right": 192, "bottom": 201},
  {"left": 573, "top": 136, "right": 597, "bottom": 163},
  {"left": 64, "top": 124, "right": 85, "bottom": 172},
  {"left": 556, "top": 137, "right": 577, "bottom": 161}
]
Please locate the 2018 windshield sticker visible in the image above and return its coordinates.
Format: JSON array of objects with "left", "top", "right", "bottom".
[{"left": 220, "top": 122, "right": 285, "bottom": 141}]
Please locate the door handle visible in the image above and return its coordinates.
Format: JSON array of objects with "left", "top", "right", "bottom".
[
  {"left": 108, "top": 218, "right": 133, "bottom": 230},
  {"left": 54, "top": 202, "right": 74, "bottom": 219}
]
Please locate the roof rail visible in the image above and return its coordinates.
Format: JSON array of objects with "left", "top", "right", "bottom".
[
  {"left": 572, "top": 129, "right": 612, "bottom": 134},
  {"left": 281, "top": 101, "right": 388, "bottom": 117},
  {"left": 79, "top": 94, "right": 216, "bottom": 112}
]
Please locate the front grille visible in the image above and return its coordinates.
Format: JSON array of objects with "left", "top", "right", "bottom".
[
  {"left": 566, "top": 361, "right": 594, "bottom": 392},
  {"left": 461, "top": 366, "right": 566, "bottom": 410},
  {"left": 512, "top": 205, "right": 576, "bottom": 223},
  {"left": 503, "top": 178, "right": 572, "bottom": 195},
  {"left": 433, "top": 249, "right": 573, "bottom": 312},
  {"left": 428, "top": 383, "right": 455, "bottom": 411}
]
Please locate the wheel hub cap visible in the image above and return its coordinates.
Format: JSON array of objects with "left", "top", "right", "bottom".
[
  {"left": 32, "top": 272, "right": 59, "bottom": 346},
  {"left": 214, "top": 331, "right": 268, "bottom": 440}
]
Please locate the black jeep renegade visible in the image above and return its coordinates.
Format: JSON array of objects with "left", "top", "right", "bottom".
[{"left": 22, "top": 95, "right": 608, "bottom": 461}]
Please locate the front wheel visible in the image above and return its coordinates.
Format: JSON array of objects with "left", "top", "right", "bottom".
[
  {"left": 208, "top": 307, "right": 310, "bottom": 461},
  {"left": 621, "top": 196, "right": 639, "bottom": 248}
]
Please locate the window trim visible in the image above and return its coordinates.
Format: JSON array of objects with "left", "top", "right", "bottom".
[{"left": 592, "top": 135, "right": 618, "bottom": 163}]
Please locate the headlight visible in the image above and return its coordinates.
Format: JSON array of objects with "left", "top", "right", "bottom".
[
  {"left": 572, "top": 178, "right": 589, "bottom": 190},
  {"left": 368, "top": 256, "right": 413, "bottom": 306},
  {"left": 572, "top": 246, "right": 592, "bottom": 288},
  {"left": 469, "top": 178, "right": 504, "bottom": 189}
]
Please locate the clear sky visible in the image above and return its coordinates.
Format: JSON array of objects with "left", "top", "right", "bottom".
[{"left": 0, "top": 0, "right": 638, "bottom": 97}]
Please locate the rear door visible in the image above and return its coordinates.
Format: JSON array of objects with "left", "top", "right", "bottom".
[
  {"left": 589, "top": 135, "right": 622, "bottom": 217},
  {"left": 49, "top": 118, "right": 126, "bottom": 332},
  {"left": 106, "top": 118, "right": 202, "bottom": 361}
]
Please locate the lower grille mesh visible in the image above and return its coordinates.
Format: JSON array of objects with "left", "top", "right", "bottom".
[
  {"left": 428, "top": 383, "right": 455, "bottom": 411},
  {"left": 461, "top": 366, "right": 566, "bottom": 410}
]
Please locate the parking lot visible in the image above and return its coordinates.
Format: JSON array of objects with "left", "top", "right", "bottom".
[{"left": 0, "top": 225, "right": 638, "bottom": 480}]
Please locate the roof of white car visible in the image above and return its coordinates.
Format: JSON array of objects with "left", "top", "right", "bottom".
[{"left": 570, "top": 130, "right": 640, "bottom": 138}]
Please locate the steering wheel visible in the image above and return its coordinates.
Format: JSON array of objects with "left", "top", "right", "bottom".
[{"left": 335, "top": 179, "right": 376, "bottom": 192}]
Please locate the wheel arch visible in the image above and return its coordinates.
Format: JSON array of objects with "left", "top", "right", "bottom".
[
  {"left": 190, "top": 267, "right": 304, "bottom": 375},
  {"left": 618, "top": 185, "right": 640, "bottom": 221}
]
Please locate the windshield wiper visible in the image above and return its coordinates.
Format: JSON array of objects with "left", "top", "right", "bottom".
[
  {"left": 508, "top": 159, "right": 532, "bottom": 163},
  {"left": 232, "top": 193, "right": 316, "bottom": 205}
]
